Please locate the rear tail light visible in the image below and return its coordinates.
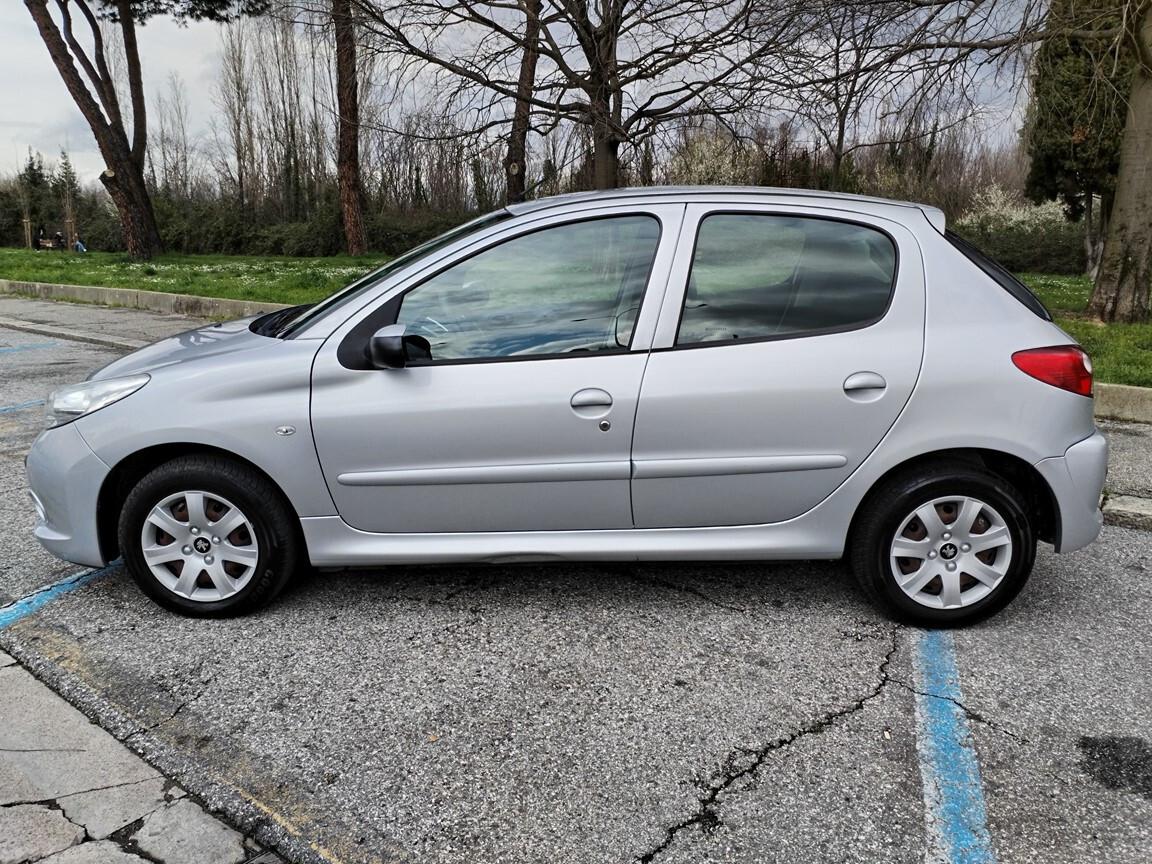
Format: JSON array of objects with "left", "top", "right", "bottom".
[{"left": 1011, "top": 345, "right": 1093, "bottom": 397}]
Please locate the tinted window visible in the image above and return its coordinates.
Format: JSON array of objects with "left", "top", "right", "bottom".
[
  {"left": 945, "top": 230, "right": 1051, "bottom": 320},
  {"left": 279, "top": 210, "right": 513, "bottom": 337},
  {"left": 397, "top": 216, "right": 660, "bottom": 361},
  {"left": 677, "top": 214, "right": 897, "bottom": 345}
]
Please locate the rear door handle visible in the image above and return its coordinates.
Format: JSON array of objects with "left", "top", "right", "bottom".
[
  {"left": 571, "top": 387, "right": 613, "bottom": 418},
  {"left": 843, "top": 371, "right": 887, "bottom": 392}
]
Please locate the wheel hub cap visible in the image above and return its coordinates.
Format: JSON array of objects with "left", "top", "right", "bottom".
[
  {"left": 889, "top": 495, "right": 1013, "bottom": 610},
  {"left": 139, "top": 490, "right": 259, "bottom": 602}
]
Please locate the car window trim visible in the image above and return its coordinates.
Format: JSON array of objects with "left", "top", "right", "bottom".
[
  {"left": 668, "top": 209, "right": 900, "bottom": 351},
  {"left": 336, "top": 212, "right": 666, "bottom": 370}
]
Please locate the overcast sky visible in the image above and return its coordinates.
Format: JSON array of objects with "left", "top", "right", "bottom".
[
  {"left": 2, "top": 10, "right": 1025, "bottom": 187},
  {"left": 1, "top": 13, "right": 221, "bottom": 183}
]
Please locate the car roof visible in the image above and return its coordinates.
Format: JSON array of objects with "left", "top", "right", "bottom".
[{"left": 506, "top": 185, "right": 946, "bottom": 232}]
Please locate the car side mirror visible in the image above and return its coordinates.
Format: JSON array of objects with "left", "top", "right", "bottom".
[{"left": 368, "top": 325, "right": 431, "bottom": 369}]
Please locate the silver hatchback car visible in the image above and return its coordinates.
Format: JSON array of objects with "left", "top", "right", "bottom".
[{"left": 27, "top": 187, "right": 1107, "bottom": 625}]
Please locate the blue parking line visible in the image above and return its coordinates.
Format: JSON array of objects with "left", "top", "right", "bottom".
[
  {"left": 914, "top": 629, "right": 997, "bottom": 864},
  {"left": 0, "top": 564, "right": 116, "bottom": 630},
  {"left": 0, "top": 399, "right": 46, "bottom": 415},
  {"left": 0, "top": 342, "right": 57, "bottom": 354}
]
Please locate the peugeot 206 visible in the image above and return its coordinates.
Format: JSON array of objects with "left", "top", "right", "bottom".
[{"left": 26, "top": 188, "right": 1107, "bottom": 624}]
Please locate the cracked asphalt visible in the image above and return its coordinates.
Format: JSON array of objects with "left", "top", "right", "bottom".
[{"left": 1, "top": 298, "right": 1151, "bottom": 864}]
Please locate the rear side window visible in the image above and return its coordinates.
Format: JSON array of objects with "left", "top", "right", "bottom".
[
  {"left": 677, "top": 214, "right": 897, "bottom": 346},
  {"left": 945, "top": 230, "right": 1052, "bottom": 320}
]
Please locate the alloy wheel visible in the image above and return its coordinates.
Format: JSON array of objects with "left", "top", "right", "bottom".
[
  {"left": 889, "top": 495, "right": 1013, "bottom": 610},
  {"left": 139, "top": 490, "right": 260, "bottom": 602}
]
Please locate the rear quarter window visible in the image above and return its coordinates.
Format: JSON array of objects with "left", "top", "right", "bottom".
[{"left": 945, "top": 230, "right": 1052, "bottom": 320}]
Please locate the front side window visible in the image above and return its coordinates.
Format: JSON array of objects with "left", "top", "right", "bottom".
[
  {"left": 279, "top": 210, "right": 512, "bottom": 338},
  {"left": 677, "top": 214, "right": 897, "bottom": 346},
  {"left": 397, "top": 215, "right": 661, "bottom": 361}
]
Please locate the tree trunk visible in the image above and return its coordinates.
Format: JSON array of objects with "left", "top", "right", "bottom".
[
  {"left": 591, "top": 91, "right": 620, "bottom": 190},
  {"left": 115, "top": 1, "right": 147, "bottom": 166},
  {"left": 504, "top": 0, "right": 540, "bottom": 204},
  {"left": 333, "top": 0, "right": 367, "bottom": 256},
  {"left": 1084, "top": 194, "right": 1107, "bottom": 281},
  {"left": 829, "top": 151, "right": 844, "bottom": 192},
  {"left": 1089, "top": 10, "right": 1152, "bottom": 322},
  {"left": 100, "top": 166, "right": 159, "bottom": 258},
  {"left": 24, "top": 0, "right": 161, "bottom": 259},
  {"left": 592, "top": 133, "right": 619, "bottom": 189}
]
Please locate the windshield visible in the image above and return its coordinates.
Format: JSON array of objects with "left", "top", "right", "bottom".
[{"left": 276, "top": 210, "right": 514, "bottom": 337}]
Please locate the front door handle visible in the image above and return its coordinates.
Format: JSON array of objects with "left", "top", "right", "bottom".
[
  {"left": 843, "top": 371, "right": 887, "bottom": 392},
  {"left": 571, "top": 387, "right": 613, "bottom": 418}
]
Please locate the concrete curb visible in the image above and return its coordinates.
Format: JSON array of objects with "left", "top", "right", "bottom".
[
  {"left": 1102, "top": 495, "right": 1152, "bottom": 532},
  {"left": 1094, "top": 383, "right": 1152, "bottom": 424},
  {"left": 0, "top": 278, "right": 291, "bottom": 320},
  {"left": 0, "top": 630, "right": 343, "bottom": 864}
]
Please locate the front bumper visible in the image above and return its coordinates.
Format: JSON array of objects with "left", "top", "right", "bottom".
[
  {"left": 1035, "top": 431, "right": 1108, "bottom": 553},
  {"left": 26, "top": 422, "right": 110, "bottom": 568}
]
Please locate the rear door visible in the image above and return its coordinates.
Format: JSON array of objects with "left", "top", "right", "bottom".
[{"left": 630, "top": 203, "right": 925, "bottom": 528}]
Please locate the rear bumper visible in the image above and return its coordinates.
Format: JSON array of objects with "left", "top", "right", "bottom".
[
  {"left": 25, "top": 423, "right": 110, "bottom": 568},
  {"left": 1035, "top": 431, "right": 1108, "bottom": 553}
]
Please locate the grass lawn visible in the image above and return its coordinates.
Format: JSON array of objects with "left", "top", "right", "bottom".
[
  {"left": 0, "top": 248, "right": 386, "bottom": 306},
  {"left": 0, "top": 248, "right": 1148, "bottom": 387},
  {"left": 1019, "top": 273, "right": 1152, "bottom": 388}
]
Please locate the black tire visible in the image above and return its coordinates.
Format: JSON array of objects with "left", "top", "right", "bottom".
[
  {"left": 849, "top": 462, "right": 1036, "bottom": 626},
  {"left": 118, "top": 454, "right": 301, "bottom": 617}
]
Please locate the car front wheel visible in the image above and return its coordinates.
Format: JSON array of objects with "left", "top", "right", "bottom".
[
  {"left": 850, "top": 464, "right": 1036, "bottom": 625},
  {"left": 119, "top": 455, "right": 300, "bottom": 617}
]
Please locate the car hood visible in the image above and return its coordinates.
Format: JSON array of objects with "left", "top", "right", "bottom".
[{"left": 89, "top": 317, "right": 275, "bottom": 380}]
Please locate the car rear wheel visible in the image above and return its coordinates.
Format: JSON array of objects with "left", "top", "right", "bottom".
[
  {"left": 119, "top": 455, "right": 300, "bottom": 617},
  {"left": 850, "top": 464, "right": 1036, "bottom": 625}
]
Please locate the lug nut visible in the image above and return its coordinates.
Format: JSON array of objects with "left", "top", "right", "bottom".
[
  {"left": 961, "top": 543, "right": 971, "bottom": 552},
  {"left": 181, "top": 545, "right": 192, "bottom": 555},
  {"left": 212, "top": 536, "right": 220, "bottom": 544},
  {"left": 946, "top": 562, "right": 957, "bottom": 571},
  {"left": 190, "top": 526, "right": 200, "bottom": 535},
  {"left": 205, "top": 555, "right": 214, "bottom": 564},
  {"left": 942, "top": 532, "right": 951, "bottom": 541},
  {"left": 928, "top": 550, "right": 937, "bottom": 559}
]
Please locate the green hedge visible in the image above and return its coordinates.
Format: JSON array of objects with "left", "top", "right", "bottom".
[{"left": 951, "top": 189, "right": 1087, "bottom": 275}]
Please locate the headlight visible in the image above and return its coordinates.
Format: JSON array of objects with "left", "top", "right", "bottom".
[{"left": 46, "top": 375, "right": 150, "bottom": 428}]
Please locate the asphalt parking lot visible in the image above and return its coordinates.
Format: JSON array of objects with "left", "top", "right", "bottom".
[{"left": 1, "top": 297, "right": 1151, "bottom": 864}]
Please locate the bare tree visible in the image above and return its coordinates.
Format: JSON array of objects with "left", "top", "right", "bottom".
[
  {"left": 333, "top": 0, "right": 367, "bottom": 253},
  {"left": 783, "top": 1, "right": 982, "bottom": 192},
  {"left": 23, "top": 1, "right": 267, "bottom": 259},
  {"left": 24, "top": 0, "right": 161, "bottom": 257},
  {"left": 212, "top": 20, "right": 257, "bottom": 210},
  {"left": 352, "top": 0, "right": 816, "bottom": 189},
  {"left": 504, "top": 0, "right": 540, "bottom": 202},
  {"left": 155, "top": 72, "right": 193, "bottom": 198}
]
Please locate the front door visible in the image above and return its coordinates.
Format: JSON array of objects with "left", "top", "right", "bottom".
[
  {"left": 310, "top": 209, "right": 680, "bottom": 534},
  {"left": 631, "top": 204, "right": 925, "bottom": 528}
]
